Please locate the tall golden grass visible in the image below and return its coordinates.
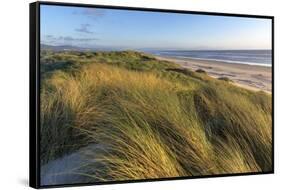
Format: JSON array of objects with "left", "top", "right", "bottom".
[{"left": 41, "top": 59, "right": 272, "bottom": 181}]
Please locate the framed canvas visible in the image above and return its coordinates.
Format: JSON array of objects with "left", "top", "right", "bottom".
[{"left": 29, "top": 1, "right": 274, "bottom": 188}]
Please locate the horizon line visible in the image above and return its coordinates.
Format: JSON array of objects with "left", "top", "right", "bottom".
[{"left": 40, "top": 43, "right": 272, "bottom": 51}]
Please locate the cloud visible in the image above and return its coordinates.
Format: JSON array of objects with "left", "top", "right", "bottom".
[
  {"left": 58, "top": 36, "right": 98, "bottom": 42},
  {"left": 45, "top": 34, "right": 54, "bottom": 38},
  {"left": 43, "top": 35, "right": 56, "bottom": 44},
  {"left": 75, "top": 24, "right": 93, "bottom": 34},
  {"left": 42, "top": 35, "right": 98, "bottom": 45}
]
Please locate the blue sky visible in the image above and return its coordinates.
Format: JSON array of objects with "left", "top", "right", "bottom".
[{"left": 40, "top": 5, "right": 271, "bottom": 50}]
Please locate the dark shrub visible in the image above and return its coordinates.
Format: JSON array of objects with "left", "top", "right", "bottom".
[
  {"left": 218, "top": 77, "right": 233, "bottom": 82},
  {"left": 196, "top": 69, "right": 207, "bottom": 74}
]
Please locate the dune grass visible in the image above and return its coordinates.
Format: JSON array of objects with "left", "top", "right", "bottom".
[{"left": 40, "top": 50, "right": 272, "bottom": 181}]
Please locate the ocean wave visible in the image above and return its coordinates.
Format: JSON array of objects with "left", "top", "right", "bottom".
[{"left": 165, "top": 55, "right": 272, "bottom": 67}]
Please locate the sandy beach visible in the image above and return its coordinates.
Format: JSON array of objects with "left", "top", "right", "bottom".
[{"left": 156, "top": 56, "right": 272, "bottom": 93}]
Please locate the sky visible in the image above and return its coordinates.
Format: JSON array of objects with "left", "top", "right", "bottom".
[{"left": 40, "top": 4, "right": 272, "bottom": 50}]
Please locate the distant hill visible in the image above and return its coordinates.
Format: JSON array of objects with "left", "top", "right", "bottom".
[
  {"left": 40, "top": 44, "right": 125, "bottom": 52},
  {"left": 41, "top": 44, "right": 93, "bottom": 52}
]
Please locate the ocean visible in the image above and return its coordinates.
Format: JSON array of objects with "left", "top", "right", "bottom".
[{"left": 149, "top": 50, "right": 272, "bottom": 67}]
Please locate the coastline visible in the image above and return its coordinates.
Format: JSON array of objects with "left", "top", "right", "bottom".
[{"left": 156, "top": 56, "right": 272, "bottom": 93}]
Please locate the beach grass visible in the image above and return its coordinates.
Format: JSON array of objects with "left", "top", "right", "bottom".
[{"left": 40, "top": 50, "right": 272, "bottom": 181}]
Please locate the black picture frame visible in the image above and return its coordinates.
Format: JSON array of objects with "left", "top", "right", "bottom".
[{"left": 30, "top": 1, "right": 274, "bottom": 188}]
